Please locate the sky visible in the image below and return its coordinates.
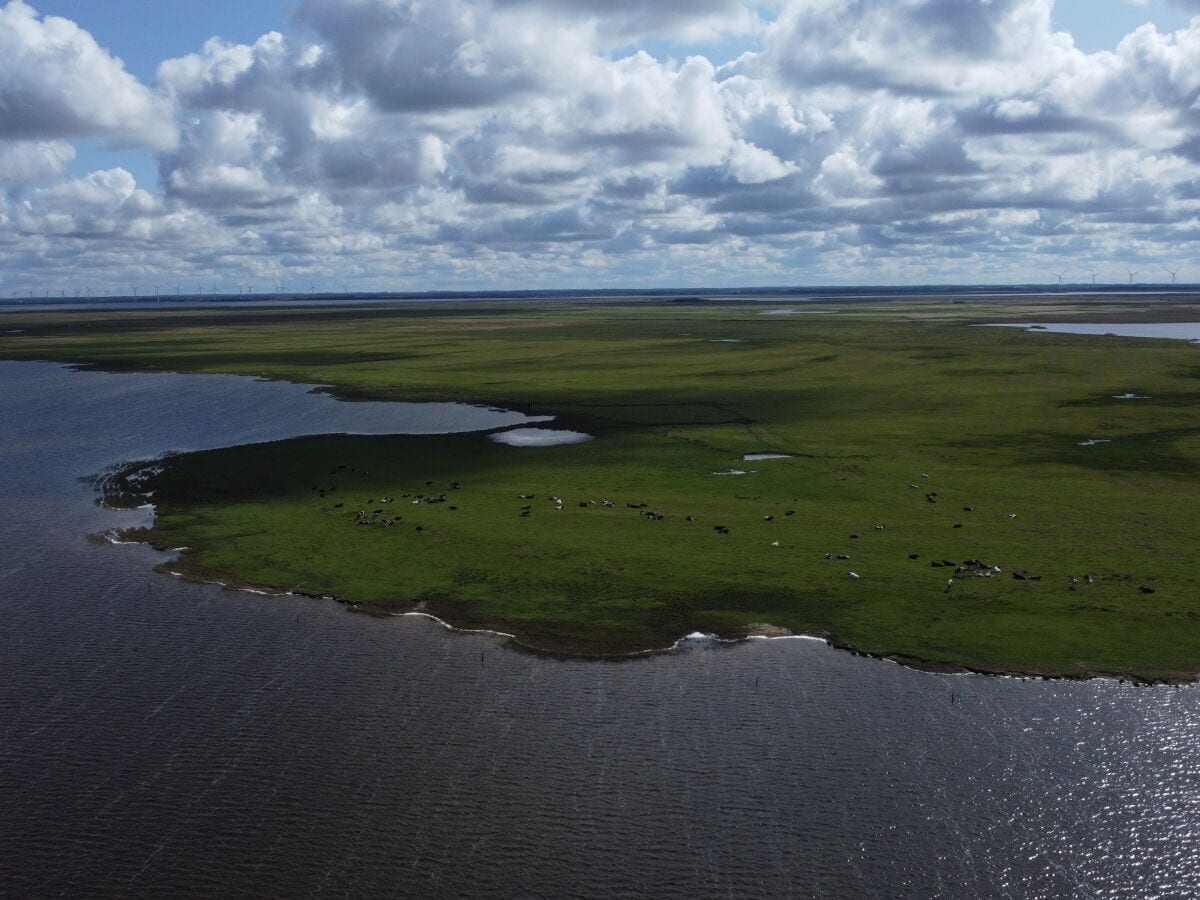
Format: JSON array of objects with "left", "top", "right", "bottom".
[{"left": 3, "top": 0, "right": 1200, "bottom": 294}]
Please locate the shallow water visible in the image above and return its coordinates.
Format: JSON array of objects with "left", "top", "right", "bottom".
[
  {"left": 488, "top": 427, "right": 593, "bottom": 447},
  {"left": 994, "top": 322, "right": 1200, "bottom": 341},
  {"left": 2, "top": 360, "right": 1200, "bottom": 898},
  {"left": 744, "top": 452, "right": 793, "bottom": 461}
]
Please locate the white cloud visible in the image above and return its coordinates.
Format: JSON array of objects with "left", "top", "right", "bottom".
[
  {"left": 3, "top": 0, "right": 1200, "bottom": 291},
  {"left": 0, "top": 1, "right": 176, "bottom": 151}
]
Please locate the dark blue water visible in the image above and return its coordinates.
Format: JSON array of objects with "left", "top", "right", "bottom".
[{"left": 2, "top": 361, "right": 1198, "bottom": 898}]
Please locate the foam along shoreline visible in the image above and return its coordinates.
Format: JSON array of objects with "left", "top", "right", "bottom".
[
  {"left": 488, "top": 427, "right": 593, "bottom": 447},
  {"left": 98, "top": 501, "right": 1187, "bottom": 681}
]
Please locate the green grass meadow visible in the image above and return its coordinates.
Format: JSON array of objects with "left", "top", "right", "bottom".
[{"left": 5, "top": 297, "right": 1200, "bottom": 678}]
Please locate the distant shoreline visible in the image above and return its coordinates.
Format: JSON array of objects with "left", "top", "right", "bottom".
[{"left": 6, "top": 285, "right": 1200, "bottom": 314}]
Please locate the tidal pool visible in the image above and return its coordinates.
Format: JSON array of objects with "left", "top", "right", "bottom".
[
  {"left": 488, "top": 427, "right": 594, "bottom": 447},
  {"left": 992, "top": 322, "right": 1200, "bottom": 342}
]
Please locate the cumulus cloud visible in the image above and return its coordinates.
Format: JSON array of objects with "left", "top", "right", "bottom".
[
  {"left": 0, "top": 0, "right": 176, "bottom": 150},
  {"left": 0, "top": 140, "right": 74, "bottom": 188},
  {"left": 3, "top": 0, "right": 1200, "bottom": 291}
]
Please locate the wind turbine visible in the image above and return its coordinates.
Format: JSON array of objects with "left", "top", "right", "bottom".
[
  {"left": 342, "top": 282, "right": 350, "bottom": 294},
  {"left": 1054, "top": 272, "right": 1064, "bottom": 286},
  {"left": 1168, "top": 268, "right": 1179, "bottom": 285},
  {"left": 130, "top": 284, "right": 138, "bottom": 298},
  {"left": 308, "top": 280, "right": 316, "bottom": 294},
  {"left": 1128, "top": 270, "right": 1137, "bottom": 285},
  {"left": 1090, "top": 269, "right": 1098, "bottom": 286}
]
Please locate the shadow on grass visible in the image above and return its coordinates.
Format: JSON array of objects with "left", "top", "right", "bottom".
[{"left": 951, "top": 427, "right": 1200, "bottom": 475}]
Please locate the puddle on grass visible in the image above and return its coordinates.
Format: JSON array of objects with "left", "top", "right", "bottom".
[
  {"left": 1113, "top": 393, "right": 1150, "bottom": 400},
  {"left": 708, "top": 339, "right": 745, "bottom": 344},
  {"left": 713, "top": 468, "right": 753, "bottom": 476},
  {"left": 488, "top": 428, "right": 593, "bottom": 447},
  {"left": 1078, "top": 439, "right": 1113, "bottom": 447},
  {"left": 744, "top": 453, "right": 793, "bottom": 461}
]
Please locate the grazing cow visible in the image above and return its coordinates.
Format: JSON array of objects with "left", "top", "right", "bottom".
[
  {"left": 945, "top": 579, "right": 954, "bottom": 593},
  {"left": 847, "top": 572, "right": 860, "bottom": 579},
  {"left": 764, "top": 515, "right": 774, "bottom": 521},
  {"left": 1140, "top": 586, "right": 1156, "bottom": 594},
  {"left": 909, "top": 554, "right": 919, "bottom": 560}
]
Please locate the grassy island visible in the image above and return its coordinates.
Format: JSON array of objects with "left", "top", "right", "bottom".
[{"left": 4, "top": 294, "right": 1200, "bottom": 679}]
